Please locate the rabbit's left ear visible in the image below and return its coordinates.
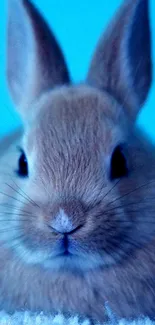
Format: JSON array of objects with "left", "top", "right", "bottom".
[
  {"left": 7, "top": 0, "right": 70, "bottom": 112},
  {"left": 87, "top": 0, "right": 152, "bottom": 121}
]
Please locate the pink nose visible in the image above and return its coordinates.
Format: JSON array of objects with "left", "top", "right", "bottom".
[
  {"left": 48, "top": 200, "right": 85, "bottom": 235},
  {"left": 50, "top": 215, "right": 83, "bottom": 234}
]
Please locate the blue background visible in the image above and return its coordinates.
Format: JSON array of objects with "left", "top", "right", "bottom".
[{"left": 0, "top": 0, "right": 154, "bottom": 141}]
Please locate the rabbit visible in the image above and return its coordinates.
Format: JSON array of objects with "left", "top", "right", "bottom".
[{"left": 0, "top": 0, "right": 155, "bottom": 322}]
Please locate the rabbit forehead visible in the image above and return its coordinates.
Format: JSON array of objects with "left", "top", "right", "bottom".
[
  {"left": 25, "top": 84, "right": 125, "bottom": 149},
  {"left": 36, "top": 84, "right": 123, "bottom": 121},
  {"left": 22, "top": 85, "right": 127, "bottom": 200}
]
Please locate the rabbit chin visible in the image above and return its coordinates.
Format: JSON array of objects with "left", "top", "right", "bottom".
[{"left": 11, "top": 239, "right": 129, "bottom": 272}]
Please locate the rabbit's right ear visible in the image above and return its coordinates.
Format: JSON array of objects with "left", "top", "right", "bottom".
[{"left": 7, "top": 0, "right": 70, "bottom": 116}]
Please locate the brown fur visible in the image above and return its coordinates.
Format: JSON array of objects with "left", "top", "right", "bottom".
[{"left": 0, "top": 0, "right": 154, "bottom": 322}]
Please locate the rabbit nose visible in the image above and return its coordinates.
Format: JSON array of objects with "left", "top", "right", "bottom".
[{"left": 49, "top": 208, "right": 83, "bottom": 235}]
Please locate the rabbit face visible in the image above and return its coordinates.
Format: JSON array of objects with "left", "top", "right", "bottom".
[
  {"left": 3, "top": 84, "right": 154, "bottom": 272},
  {"left": 9, "top": 85, "right": 129, "bottom": 270}
]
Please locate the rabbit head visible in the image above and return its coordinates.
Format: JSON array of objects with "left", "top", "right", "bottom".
[{"left": 5, "top": 0, "right": 154, "bottom": 272}]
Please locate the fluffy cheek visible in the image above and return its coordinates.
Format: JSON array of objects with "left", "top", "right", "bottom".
[
  {"left": 10, "top": 177, "right": 60, "bottom": 262},
  {"left": 82, "top": 206, "right": 132, "bottom": 266},
  {"left": 6, "top": 201, "right": 59, "bottom": 265}
]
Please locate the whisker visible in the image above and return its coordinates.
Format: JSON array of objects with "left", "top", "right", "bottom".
[
  {"left": 107, "top": 216, "right": 155, "bottom": 225},
  {"left": 0, "top": 227, "right": 26, "bottom": 234},
  {"left": 0, "top": 191, "right": 25, "bottom": 204},
  {"left": 107, "top": 180, "right": 155, "bottom": 207},
  {"left": 8, "top": 234, "right": 27, "bottom": 245},
  {"left": 105, "top": 209, "right": 155, "bottom": 219},
  {"left": 5, "top": 183, "right": 39, "bottom": 209},
  {"left": 0, "top": 203, "right": 23, "bottom": 208},
  {"left": 104, "top": 202, "right": 142, "bottom": 214},
  {"left": 0, "top": 219, "right": 32, "bottom": 223},
  {"left": 0, "top": 212, "right": 34, "bottom": 217},
  {"left": 5, "top": 182, "right": 31, "bottom": 204},
  {"left": 102, "top": 180, "right": 120, "bottom": 202},
  {"left": 0, "top": 205, "right": 33, "bottom": 214},
  {"left": 104, "top": 198, "right": 155, "bottom": 214},
  {"left": 0, "top": 214, "right": 37, "bottom": 221},
  {"left": 8, "top": 179, "right": 40, "bottom": 208}
]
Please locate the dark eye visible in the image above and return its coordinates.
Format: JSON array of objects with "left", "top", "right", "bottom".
[
  {"left": 16, "top": 149, "right": 28, "bottom": 177},
  {"left": 110, "top": 145, "right": 128, "bottom": 180}
]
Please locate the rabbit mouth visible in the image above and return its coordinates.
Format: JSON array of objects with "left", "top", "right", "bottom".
[
  {"left": 55, "top": 247, "right": 73, "bottom": 258},
  {"left": 61, "top": 250, "right": 70, "bottom": 257},
  {"left": 52, "top": 237, "right": 79, "bottom": 258}
]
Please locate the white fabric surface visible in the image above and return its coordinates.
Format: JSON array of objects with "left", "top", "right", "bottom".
[{"left": 0, "top": 311, "right": 154, "bottom": 325}]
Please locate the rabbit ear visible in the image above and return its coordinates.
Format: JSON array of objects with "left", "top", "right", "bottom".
[
  {"left": 7, "top": 0, "right": 70, "bottom": 114},
  {"left": 87, "top": 0, "right": 152, "bottom": 120}
]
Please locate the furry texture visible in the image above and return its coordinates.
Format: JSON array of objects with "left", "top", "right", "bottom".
[{"left": 0, "top": 0, "right": 154, "bottom": 323}]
